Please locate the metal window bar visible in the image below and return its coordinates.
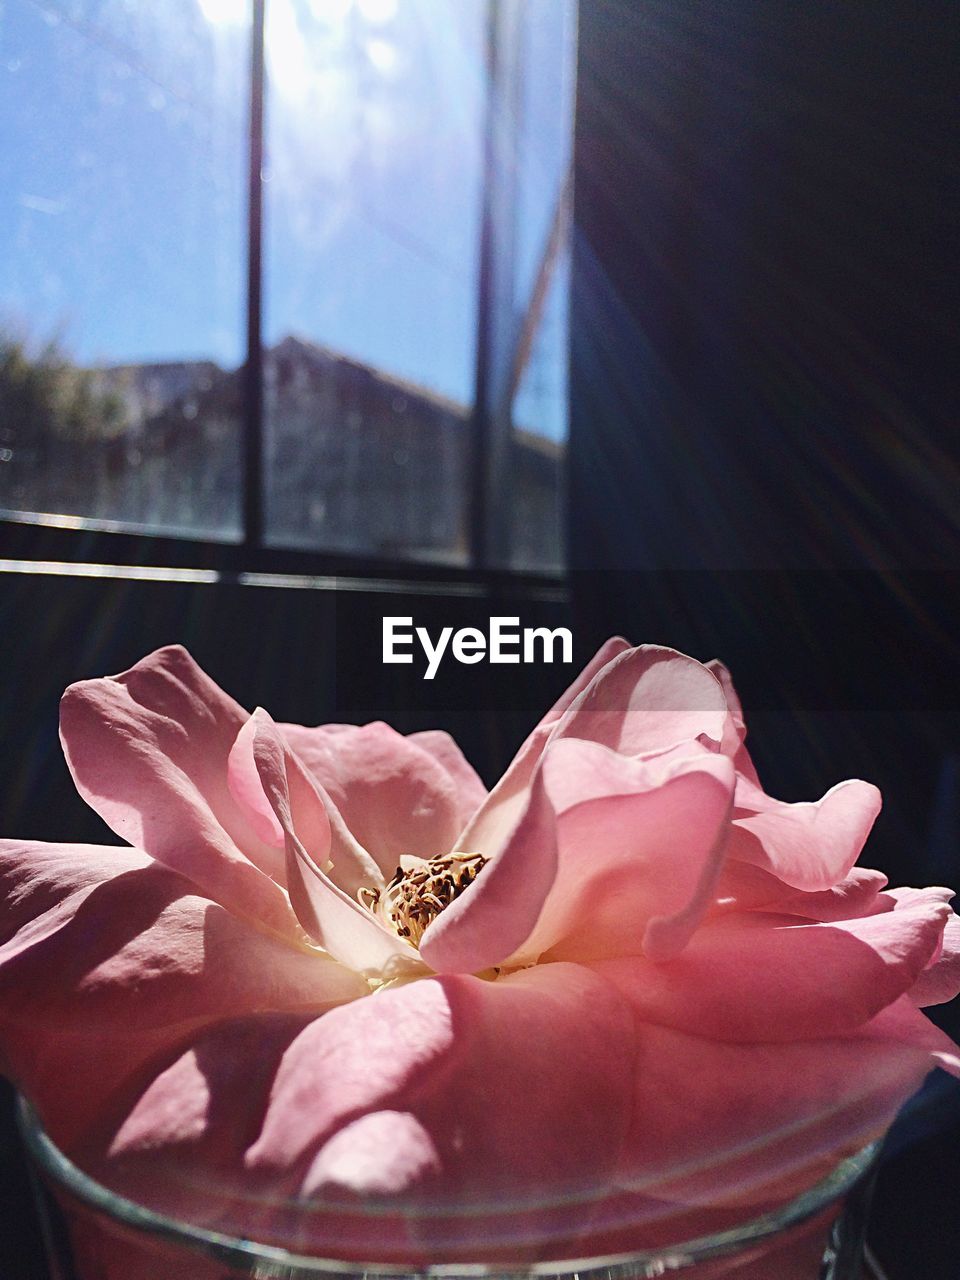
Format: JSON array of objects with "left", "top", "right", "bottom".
[{"left": 469, "top": 0, "right": 524, "bottom": 568}]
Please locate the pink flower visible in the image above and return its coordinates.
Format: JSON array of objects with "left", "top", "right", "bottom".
[{"left": 1, "top": 641, "right": 958, "bottom": 1262}]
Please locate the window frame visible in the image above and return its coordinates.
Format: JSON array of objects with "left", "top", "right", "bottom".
[{"left": 0, "top": 0, "right": 569, "bottom": 591}]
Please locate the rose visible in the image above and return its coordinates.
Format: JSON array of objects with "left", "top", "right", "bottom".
[{"left": 1, "top": 641, "right": 958, "bottom": 1265}]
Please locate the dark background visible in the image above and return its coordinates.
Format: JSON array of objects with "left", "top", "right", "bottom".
[
  {"left": 2, "top": 0, "right": 959, "bottom": 1275},
  {"left": 569, "top": 1, "right": 960, "bottom": 1276}
]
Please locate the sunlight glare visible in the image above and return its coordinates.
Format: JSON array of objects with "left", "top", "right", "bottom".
[
  {"left": 198, "top": 0, "right": 247, "bottom": 26},
  {"left": 358, "top": 0, "right": 399, "bottom": 23},
  {"left": 366, "top": 37, "right": 397, "bottom": 74},
  {"left": 308, "top": 0, "right": 354, "bottom": 21},
  {"left": 267, "top": 0, "right": 311, "bottom": 100}
]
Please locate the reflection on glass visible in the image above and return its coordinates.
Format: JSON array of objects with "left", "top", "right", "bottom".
[{"left": 0, "top": 1, "right": 246, "bottom": 537}]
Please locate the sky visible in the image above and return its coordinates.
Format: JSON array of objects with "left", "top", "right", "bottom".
[{"left": 0, "top": 0, "right": 574, "bottom": 438}]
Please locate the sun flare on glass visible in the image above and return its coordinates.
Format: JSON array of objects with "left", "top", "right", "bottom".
[{"left": 198, "top": 0, "right": 247, "bottom": 26}]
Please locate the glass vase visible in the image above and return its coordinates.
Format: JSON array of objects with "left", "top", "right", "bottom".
[{"left": 18, "top": 1096, "right": 882, "bottom": 1280}]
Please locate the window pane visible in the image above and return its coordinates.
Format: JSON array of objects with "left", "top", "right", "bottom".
[
  {"left": 0, "top": 1, "right": 246, "bottom": 538},
  {"left": 263, "top": 0, "right": 484, "bottom": 561},
  {"left": 507, "top": 0, "right": 575, "bottom": 571},
  {"left": 512, "top": 252, "right": 569, "bottom": 570}
]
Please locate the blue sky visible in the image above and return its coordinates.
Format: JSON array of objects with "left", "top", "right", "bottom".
[{"left": 0, "top": 0, "right": 573, "bottom": 437}]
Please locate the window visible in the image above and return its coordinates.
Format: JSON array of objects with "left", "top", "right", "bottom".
[
  {"left": 0, "top": 0, "right": 574, "bottom": 572},
  {"left": 0, "top": 1, "right": 247, "bottom": 538}
]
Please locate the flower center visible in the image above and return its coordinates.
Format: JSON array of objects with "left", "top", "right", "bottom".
[{"left": 358, "top": 851, "right": 488, "bottom": 947}]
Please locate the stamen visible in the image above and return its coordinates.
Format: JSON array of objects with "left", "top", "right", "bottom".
[{"left": 358, "top": 851, "right": 488, "bottom": 948}]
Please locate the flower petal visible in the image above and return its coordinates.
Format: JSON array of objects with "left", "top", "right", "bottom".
[
  {"left": 454, "top": 726, "right": 552, "bottom": 874},
  {"left": 417, "top": 767, "right": 558, "bottom": 974},
  {"left": 249, "top": 961, "right": 637, "bottom": 1212},
  {"left": 80, "top": 966, "right": 636, "bottom": 1258},
  {"left": 511, "top": 740, "right": 735, "bottom": 964},
  {"left": 556, "top": 645, "right": 729, "bottom": 756},
  {"left": 0, "top": 838, "right": 139, "bottom": 947},
  {"left": 405, "top": 729, "right": 488, "bottom": 828},
  {"left": 704, "top": 658, "right": 761, "bottom": 785},
  {"left": 73, "top": 968, "right": 960, "bottom": 1264},
  {"left": 246, "top": 710, "right": 420, "bottom": 978},
  {"left": 246, "top": 978, "right": 459, "bottom": 1177},
  {"left": 536, "top": 635, "right": 632, "bottom": 727},
  {"left": 59, "top": 646, "right": 298, "bottom": 938},
  {"left": 230, "top": 711, "right": 380, "bottom": 896},
  {"left": 227, "top": 714, "right": 285, "bottom": 848},
  {"left": 89, "top": 1013, "right": 314, "bottom": 1226},
  {"left": 889, "top": 893, "right": 960, "bottom": 1008},
  {"left": 729, "top": 773, "right": 882, "bottom": 891},
  {"left": 280, "top": 721, "right": 464, "bottom": 873},
  {"left": 859, "top": 993, "right": 960, "bottom": 1076},
  {"left": 772, "top": 867, "right": 892, "bottom": 920},
  {"left": 0, "top": 839, "right": 365, "bottom": 1147},
  {"left": 456, "top": 644, "right": 729, "bottom": 870},
  {"left": 611, "top": 1007, "right": 948, "bottom": 1209},
  {"left": 590, "top": 892, "right": 952, "bottom": 1041},
  {"left": 441, "top": 641, "right": 632, "bottom": 890},
  {"left": 302, "top": 1111, "right": 442, "bottom": 1198},
  {"left": 713, "top": 863, "right": 891, "bottom": 921}
]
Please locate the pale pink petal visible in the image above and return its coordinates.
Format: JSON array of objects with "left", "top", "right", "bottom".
[
  {"left": 858, "top": 993, "right": 960, "bottom": 1076},
  {"left": 88, "top": 1004, "right": 446, "bottom": 1245},
  {"left": 302, "top": 1111, "right": 442, "bottom": 1197},
  {"left": 704, "top": 658, "right": 761, "bottom": 785},
  {"left": 0, "top": 839, "right": 365, "bottom": 1147},
  {"left": 405, "top": 729, "right": 488, "bottom": 828},
  {"left": 457, "top": 644, "right": 729, "bottom": 870},
  {"left": 881, "top": 884, "right": 955, "bottom": 909},
  {"left": 0, "top": 838, "right": 147, "bottom": 946},
  {"left": 454, "top": 726, "right": 551, "bottom": 872},
  {"left": 556, "top": 645, "right": 729, "bottom": 755},
  {"left": 86, "top": 1014, "right": 314, "bottom": 1228},
  {"left": 227, "top": 714, "right": 284, "bottom": 847},
  {"left": 231, "top": 712, "right": 380, "bottom": 896},
  {"left": 446, "top": 641, "right": 631, "bottom": 895},
  {"left": 613, "top": 1006, "right": 953, "bottom": 1208},
  {"left": 728, "top": 773, "right": 882, "bottom": 891},
  {"left": 771, "top": 867, "right": 892, "bottom": 920},
  {"left": 713, "top": 863, "right": 891, "bottom": 921},
  {"left": 86, "top": 977, "right": 624, "bottom": 1256},
  {"left": 900, "top": 901, "right": 960, "bottom": 1008},
  {"left": 536, "top": 635, "right": 632, "bottom": 727},
  {"left": 590, "top": 893, "right": 951, "bottom": 1041},
  {"left": 248, "top": 710, "right": 421, "bottom": 978},
  {"left": 279, "top": 721, "right": 464, "bottom": 874},
  {"left": 59, "top": 646, "right": 298, "bottom": 938},
  {"left": 510, "top": 741, "right": 735, "bottom": 964},
  {"left": 417, "top": 768, "right": 558, "bottom": 974},
  {"left": 246, "top": 978, "right": 458, "bottom": 1175},
  {"left": 247, "top": 961, "right": 635, "bottom": 1212}
]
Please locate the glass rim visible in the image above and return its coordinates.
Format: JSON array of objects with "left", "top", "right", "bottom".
[{"left": 17, "top": 1094, "right": 879, "bottom": 1279}]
